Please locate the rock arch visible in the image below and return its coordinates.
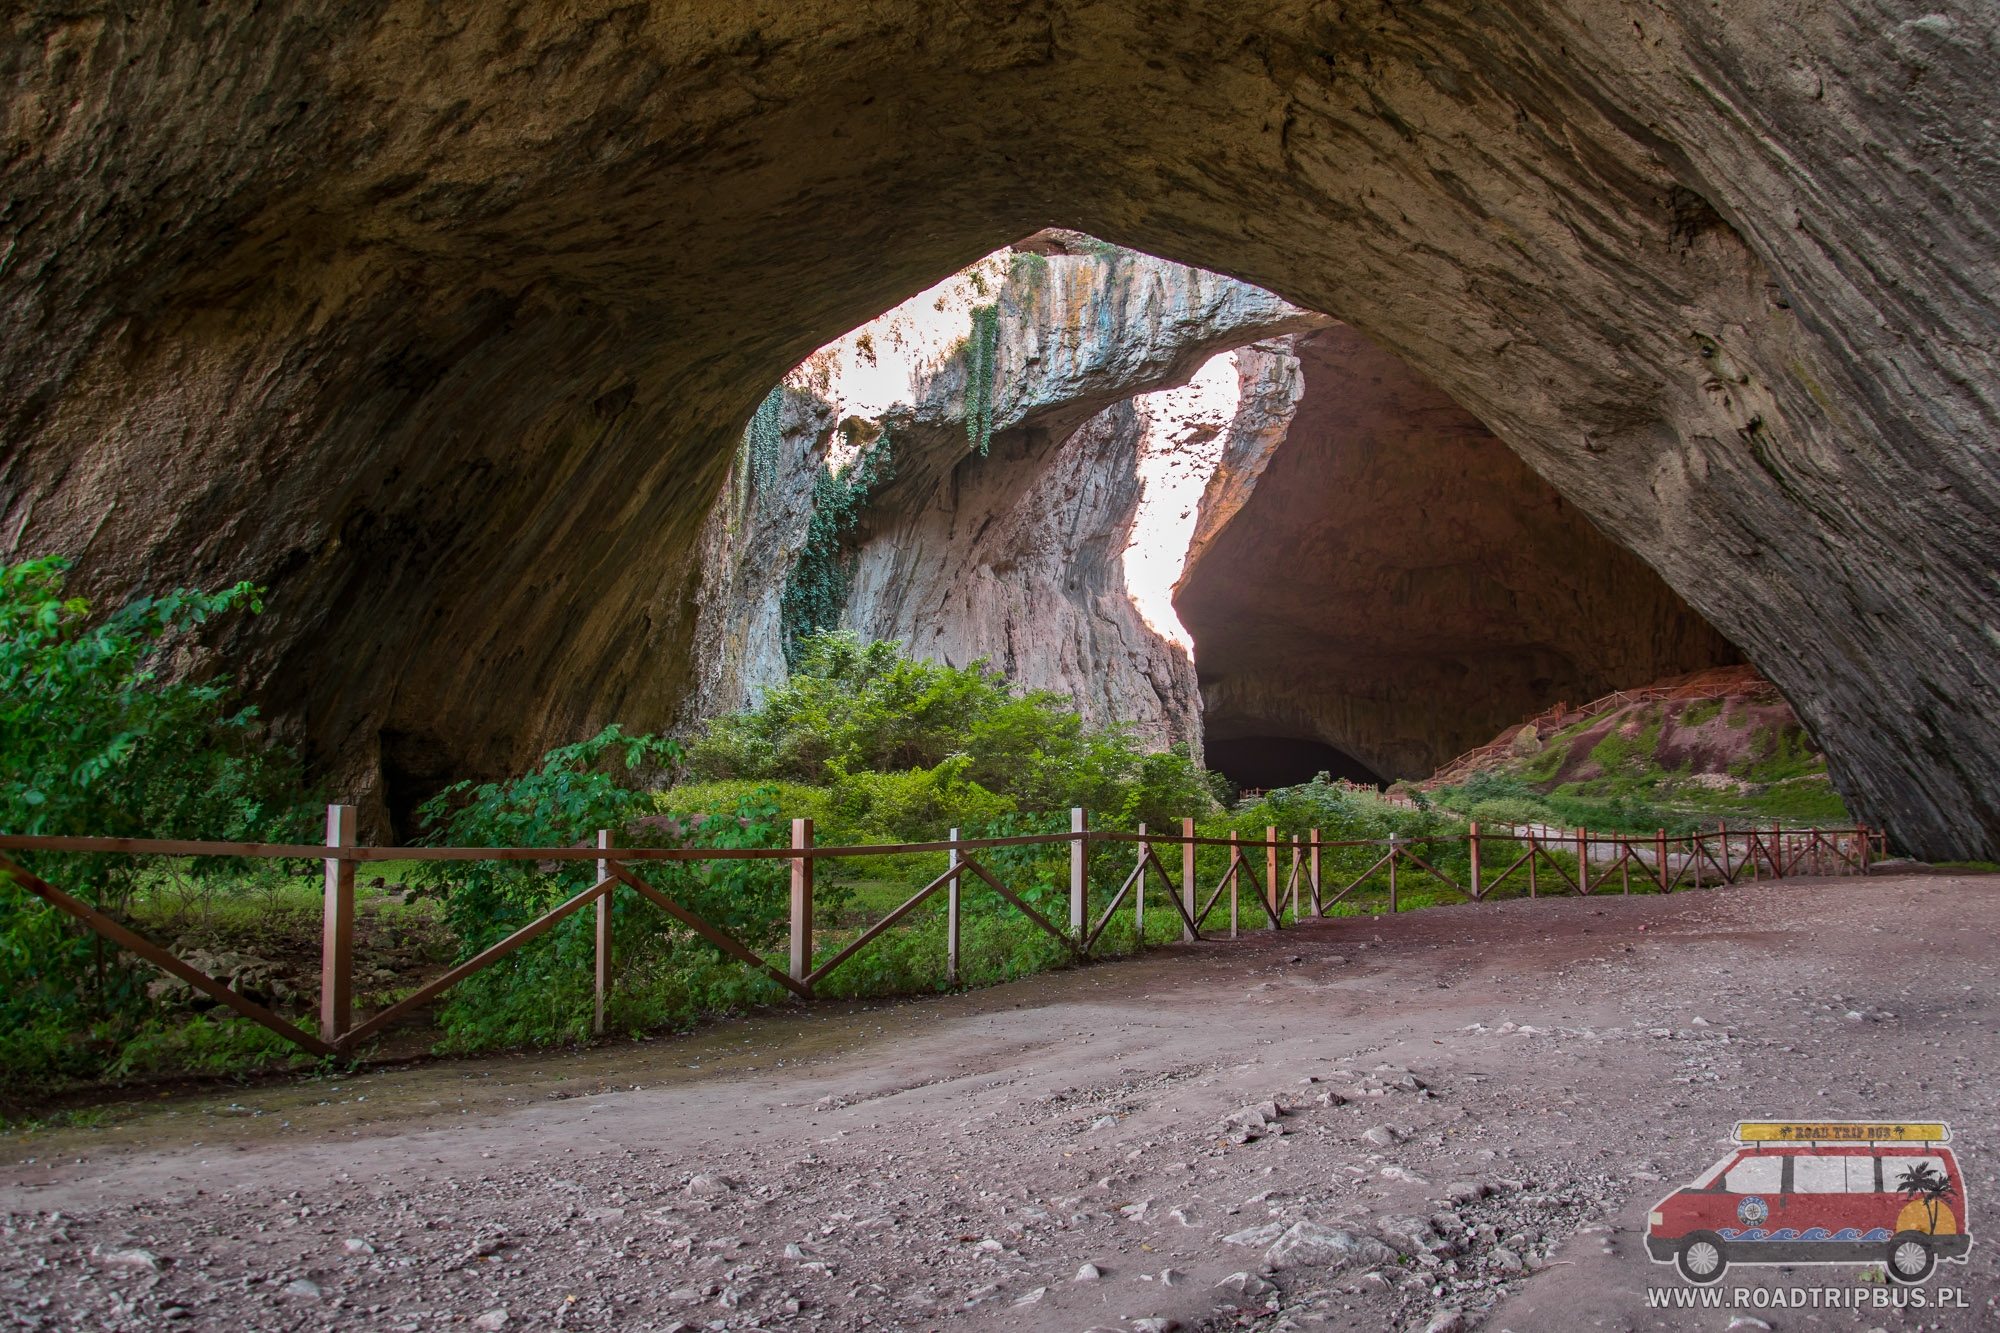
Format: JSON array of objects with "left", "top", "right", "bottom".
[{"left": 2, "top": 3, "right": 1994, "bottom": 854}]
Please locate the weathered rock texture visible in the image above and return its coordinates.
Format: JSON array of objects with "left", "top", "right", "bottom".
[
  {"left": 1179, "top": 326, "right": 1743, "bottom": 780},
  {"left": 692, "top": 245, "right": 1322, "bottom": 751},
  {"left": 1, "top": 4, "right": 1995, "bottom": 854},
  {"left": 843, "top": 342, "right": 1310, "bottom": 752}
]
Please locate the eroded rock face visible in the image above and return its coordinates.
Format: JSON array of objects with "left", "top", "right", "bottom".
[
  {"left": 691, "top": 245, "right": 1321, "bottom": 751},
  {"left": 2, "top": 4, "right": 1995, "bottom": 853},
  {"left": 843, "top": 341, "right": 1308, "bottom": 752},
  {"left": 1179, "top": 327, "right": 1743, "bottom": 779}
]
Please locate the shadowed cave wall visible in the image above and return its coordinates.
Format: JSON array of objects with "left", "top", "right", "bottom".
[
  {"left": 1, "top": 3, "right": 1995, "bottom": 853},
  {"left": 1179, "top": 327, "right": 1743, "bottom": 782}
]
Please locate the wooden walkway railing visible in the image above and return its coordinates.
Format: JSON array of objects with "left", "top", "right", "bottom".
[{"left": 0, "top": 811, "right": 1885, "bottom": 1061}]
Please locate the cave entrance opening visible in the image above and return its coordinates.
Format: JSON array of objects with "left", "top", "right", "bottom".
[
  {"left": 706, "top": 231, "right": 1749, "bottom": 803},
  {"left": 1204, "top": 736, "right": 1386, "bottom": 794}
]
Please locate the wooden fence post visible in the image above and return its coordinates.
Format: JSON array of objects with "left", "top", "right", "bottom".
[
  {"left": 1656, "top": 828, "right": 1667, "bottom": 892},
  {"left": 1265, "top": 825, "right": 1280, "bottom": 931},
  {"left": 1181, "top": 817, "right": 1197, "bottom": 942},
  {"left": 1576, "top": 826, "right": 1588, "bottom": 893},
  {"left": 1229, "top": 830, "right": 1240, "bottom": 938},
  {"left": 1134, "top": 823, "right": 1147, "bottom": 948},
  {"left": 594, "top": 828, "right": 611, "bottom": 1036},
  {"left": 1289, "top": 836, "right": 1300, "bottom": 921},
  {"left": 1388, "top": 833, "right": 1399, "bottom": 913},
  {"left": 1070, "top": 808, "right": 1088, "bottom": 945},
  {"left": 1719, "top": 820, "right": 1731, "bottom": 883},
  {"left": 1309, "top": 829, "right": 1322, "bottom": 916},
  {"left": 947, "top": 828, "right": 962, "bottom": 986},
  {"left": 319, "top": 804, "right": 357, "bottom": 1045},
  {"left": 1859, "top": 825, "right": 1871, "bottom": 875},
  {"left": 1468, "top": 821, "right": 1481, "bottom": 901},
  {"left": 790, "top": 818, "right": 814, "bottom": 994}
]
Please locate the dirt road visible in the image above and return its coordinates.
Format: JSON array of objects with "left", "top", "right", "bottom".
[{"left": 4, "top": 872, "right": 1996, "bottom": 1331}]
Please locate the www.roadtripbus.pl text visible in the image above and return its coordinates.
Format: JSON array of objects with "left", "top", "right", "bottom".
[{"left": 1647, "top": 1286, "right": 1968, "bottom": 1311}]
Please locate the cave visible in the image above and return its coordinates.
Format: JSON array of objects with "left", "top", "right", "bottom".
[
  {"left": 711, "top": 253, "right": 1749, "bottom": 798},
  {"left": 1204, "top": 736, "right": 1387, "bottom": 793},
  {"left": 1177, "top": 325, "right": 1745, "bottom": 782},
  {"left": 2, "top": 6, "right": 1995, "bottom": 856}
]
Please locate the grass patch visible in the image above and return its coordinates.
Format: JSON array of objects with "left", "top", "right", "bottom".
[{"left": 1679, "top": 698, "right": 1724, "bottom": 727}]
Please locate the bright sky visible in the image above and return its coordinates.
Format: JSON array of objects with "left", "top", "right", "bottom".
[{"left": 1121, "top": 350, "right": 1243, "bottom": 657}]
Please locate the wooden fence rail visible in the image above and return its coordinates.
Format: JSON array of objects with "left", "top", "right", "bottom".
[{"left": 0, "top": 812, "right": 1885, "bottom": 1061}]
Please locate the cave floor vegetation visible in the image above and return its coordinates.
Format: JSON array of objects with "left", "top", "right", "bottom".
[{"left": 1, "top": 556, "right": 1860, "bottom": 1108}]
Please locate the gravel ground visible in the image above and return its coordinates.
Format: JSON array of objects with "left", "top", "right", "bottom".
[{"left": 2, "top": 872, "right": 1996, "bottom": 1332}]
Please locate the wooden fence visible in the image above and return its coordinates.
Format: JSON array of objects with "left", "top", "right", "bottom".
[{"left": 0, "top": 812, "right": 1885, "bottom": 1061}]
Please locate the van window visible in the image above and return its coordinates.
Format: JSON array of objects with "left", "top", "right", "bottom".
[
  {"left": 1723, "top": 1156, "right": 1783, "bottom": 1195},
  {"left": 1693, "top": 1153, "right": 1739, "bottom": 1189},
  {"left": 1886, "top": 1155, "right": 1951, "bottom": 1195},
  {"left": 1793, "top": 1156, "right": 1851, "bottom": 1193},
  {"left": 1847, "top": 1156, "right": 1879, "bottom": 1192}
]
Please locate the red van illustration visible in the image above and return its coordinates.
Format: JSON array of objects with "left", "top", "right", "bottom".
[{"left": 1645, "top": 1122, "right": 1971, "bottom": 1285}]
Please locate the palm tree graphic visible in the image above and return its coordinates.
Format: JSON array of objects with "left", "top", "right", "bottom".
[{"left": 1895, "top": 1161, "right": 1957, "bottom": 1232}]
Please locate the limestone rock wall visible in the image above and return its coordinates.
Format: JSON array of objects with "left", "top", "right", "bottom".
[
  {"left": 689, "top": 244, "right": 1323, "bottom": 746},
  {"left": 842, "top": 341, "right": 1307, "bottom": 751},
  {"left": 2, "top": 3, "right": 1995, "bottom": 853},
  {"left": 1178, "top": 327, "right": 1744, "bottom": 780}
]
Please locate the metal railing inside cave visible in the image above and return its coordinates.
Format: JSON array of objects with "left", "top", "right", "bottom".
[{"left": 0, "top": 812, "right": 1887, "bottom": 1060}]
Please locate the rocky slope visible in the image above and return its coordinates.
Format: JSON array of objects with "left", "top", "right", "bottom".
[
  {"left": 1422, "top": 663, "right": 1848, "bottom": 829},
  {"left": 1, "top": 3, "right": 1994, "bottom": 855}
]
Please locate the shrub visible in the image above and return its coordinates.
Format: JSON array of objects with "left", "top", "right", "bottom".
[
  {"left": 1468, "top": 797, "right": 1554, "bottom": 829},
  {"left": 828, "top": 761, "right": 1016, "bottom": 843},
  {"left": 687, "top": 632, "right": 1217, "bottom": 827},
  {"left": 657, "top": 780, "right": 834, "bottom": 833},
  {"left": 0, "top": 556, "right": 315, "bottom": 1093},
  {"left": 412, "top": 730, "right": 861, "bottom": 1050},
  {"left": 1679, "top": 698, "right": 1724, "bottom": 727}
]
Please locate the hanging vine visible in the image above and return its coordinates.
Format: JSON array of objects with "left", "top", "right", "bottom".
[
  {"left": 964, "top": 303, "right": 1001, "bottom": 457},
  {"left": 748, "top": 385, "right": 785, "bottom": 486},
  {"left": 778, "top": 426, "right": 896, "bottom": 667}
]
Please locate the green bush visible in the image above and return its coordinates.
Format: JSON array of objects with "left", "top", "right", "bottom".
[
  {"left": 0, "top": 556, "right": 316, "bottom": 1093},
  {"left": 657, "top": 779, "right": 834, "bottom": 834},
  {"left": 828, "top": 761, "right": 1017, "bottom": 842},
  {"left": 413, "top": 729, "right": 863, "bottom": 1051},
  {"left": 687, "top": 632, "right": 1216, "bottom": 828},
  {"left": 1468, "top": 797, "right": 1554, "bottom": 829},
  {"left": 1679, "top": 698, "right": 1724, "bottom": 727},
  {"left": 1734, "top": 724, "right": 1823, "bottom": 783}
]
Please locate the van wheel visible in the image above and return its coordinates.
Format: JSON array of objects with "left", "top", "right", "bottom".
[
  {"left": 1676, "top": 1232, "right": 1728, "bottom": 1284},
  {"left": 1885, "top": 1232, "right": 1935, "bottom": 1284}
]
